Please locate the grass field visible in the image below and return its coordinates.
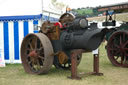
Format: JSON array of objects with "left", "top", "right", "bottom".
[
  {"left": 87, "top": 13, "right": 128, "bottom": 22},
  {"left": 0, "top": 43, "right": 128, "bottom": 85}
]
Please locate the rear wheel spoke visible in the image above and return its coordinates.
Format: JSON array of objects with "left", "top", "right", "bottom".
[
  {"left": 124, "top": 48, "right": 128, "bottom": 51},
  {"left": 123, "top": 41, "right": 128, "bottom": 47},
  {"left": 115, "top": 56, "right": 120, "bottom": 60},
  {"left": 121, "top": 56, "right": 124, "bottom": 64}
]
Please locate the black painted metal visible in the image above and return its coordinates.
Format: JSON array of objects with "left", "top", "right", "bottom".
[
  {"left": 52, "top": 17, "right": 109, "bottom": 68},
  {"left": 60, "top": 28, "right": 108, "bottom": 50}
]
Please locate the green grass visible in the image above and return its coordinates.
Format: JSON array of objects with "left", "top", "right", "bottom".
[
  {"left": 0, "top": 43, "right": 128, "bottom": 85},
  {"left": 76, "top": 8, "right": 93, "bottom": 15}
]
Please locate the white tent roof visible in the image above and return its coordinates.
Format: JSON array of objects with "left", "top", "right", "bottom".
[{"left": 0, "top": 0, "right": 42, "bottom": 16}]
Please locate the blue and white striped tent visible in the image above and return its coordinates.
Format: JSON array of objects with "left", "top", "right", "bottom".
[
  {"left": 0, "top": 14, "right": 42, "bottom": 63},
  {"left": 0, "top": 14, "right": 58, "bottom": 63}
]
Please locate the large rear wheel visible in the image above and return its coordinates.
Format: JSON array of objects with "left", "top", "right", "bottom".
[{"left": 107, "top": 31, "right": 128, "bottom": 67}]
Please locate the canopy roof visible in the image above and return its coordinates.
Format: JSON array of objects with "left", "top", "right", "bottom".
[{"left": 98, "top": 2, "right": 128, "bottom": 13}]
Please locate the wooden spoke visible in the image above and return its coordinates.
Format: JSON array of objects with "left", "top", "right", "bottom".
[
  {"left": 28, "top": 42, "right": 34, "bottom": 50},
  {"left": 34, "top": 38, "right": 38, "bottom": 49},
  {"left": 38, "top": 56, "right": 44, "bottom": 60}
]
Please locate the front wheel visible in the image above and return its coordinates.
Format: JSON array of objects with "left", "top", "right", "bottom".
[{"left": 21, "top": 33, "right": 54, "bottom": 74}]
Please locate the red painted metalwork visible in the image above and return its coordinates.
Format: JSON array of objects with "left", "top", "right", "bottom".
[
  {"left": 107, "top": 31, "right": 128, "bottom": 67},
  {"left": 91, "top": 54, "right": 103, "bottom": 76},
  {"left": 28, "top": 50, "right": 38, "bottom": 58},
  {"left": 68, "top": 50, "right": 83, "bottom": 80},
  {"left": 68, "top": 49, "right": 103, "bottom": 80},
  {"left": 54, "top": 22, "right": 63, "bottom": 28}
]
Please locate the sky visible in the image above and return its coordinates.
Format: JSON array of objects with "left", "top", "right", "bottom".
[
  {"left": 0, "top": 0, "right": 128, "bottom": 16},
  {"left": 0, "top": 0, "right": 42, "bottom": 16},
  {"left": 57, "top": 0, "right": 128, "bottom": 8}
]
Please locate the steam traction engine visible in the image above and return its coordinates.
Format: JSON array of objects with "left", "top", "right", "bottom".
[
  {"left": 21, "top": 13, "right": 108, "bottom": 79},
  {"left": 98, "top": 4, "right": 128, "bottom": 68}
]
